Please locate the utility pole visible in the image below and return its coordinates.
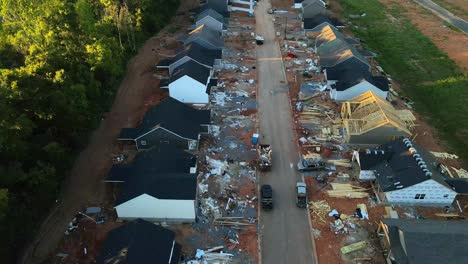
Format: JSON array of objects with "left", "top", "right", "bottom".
[{"left": 284, "top": 16, "right": 288, "bottom": 40}]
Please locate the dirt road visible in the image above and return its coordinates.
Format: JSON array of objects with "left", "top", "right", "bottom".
[
  {"left": 415, "top": 0, "right": 468, "bottom": 33},
  {"left": 255, "top": 1, "right": 317, "bottom": 263}
]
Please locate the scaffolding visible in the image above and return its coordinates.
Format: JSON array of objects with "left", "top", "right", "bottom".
[{"left": 341, "top": 91, "right": 411, "bottom": 142}]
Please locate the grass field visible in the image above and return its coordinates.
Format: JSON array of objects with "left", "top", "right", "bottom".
[{"left": 339, "top": 0, "right": 468, "bottom": 163}]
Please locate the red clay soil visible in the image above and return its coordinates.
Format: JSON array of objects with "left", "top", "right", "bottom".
[
  {"left": 238, "top": 226, "right": 259, "bottom": 263},
  {"left": 19, "top": 9, "right": 195, "bottom": 264}
]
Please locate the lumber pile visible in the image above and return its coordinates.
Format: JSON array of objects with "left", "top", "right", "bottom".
[
  {"left": 327, "top": 183, "right": 368, "bottom": 198},
  {"left": 213, "top": 217, "right": 254, "bottom": 228},
  {"left": 327, "top": 159, "right": 352, "bottom": 168},
  {"left": 430, "top": 151, "right": 459, "bottom": 159},
  {"left": 453, "top": 168, "right": 468, "bottom": 179},
  {"left": 341, "top": 241, "right": 368, "bottom": 254},
  {"left": 309, "top": 200, "right": 331, "bottom": 223}
]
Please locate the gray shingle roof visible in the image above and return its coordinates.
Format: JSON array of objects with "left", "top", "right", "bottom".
[
  {"left": 197, "top": 8, "right": 224, "bottom": 24},
  {"left": 184, "top": 25, "right": 224, "bottom": 49},
  {"left": 382, "top": 218, "right": 468, "bottom": 264}
]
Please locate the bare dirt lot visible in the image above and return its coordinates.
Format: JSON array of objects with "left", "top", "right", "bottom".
[{"left": 377, "top": 0, "right": 468, "bottom": 71}]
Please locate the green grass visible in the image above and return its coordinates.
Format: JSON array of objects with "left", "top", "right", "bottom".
[{"left": 339, "top": 0, "right": 468, "bottom": 163}]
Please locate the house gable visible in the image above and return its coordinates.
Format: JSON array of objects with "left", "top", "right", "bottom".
[
  {"left": 168, "top": 75, "right": 209, "bottom": 104},
  {"left": 115, "top": 194, "right": 196, "bottom": 222},
  {"left": 331, "top": 81, "right": 388, "bottom": 101},
  {"left": 385, "top": 179, "right": 457, "bottom": 205},
  {"left": 196, "top": 16, "right": 223, "bottom": 32}
]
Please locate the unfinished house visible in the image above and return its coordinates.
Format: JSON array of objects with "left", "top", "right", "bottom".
[
  {"left": 377, "top": 219, "right": 468, "bottom": 264},
  {"left": 355, "top": 138, "right": 457, "bottom": 206},
  {"left": 301, "top": 0, "right": 327, "bottom": 19},
  {"left": 330, "top": 76, "right": 389, "bottom": 101},
  {"left": 184, "top": 25, "right": 224, "bottom": 50},
  {"left": 118, "top": 97, "right": 211, "bottom": 151},
  {"left": 97, "top": 219, "right": 182, "bottom": 264},
  {"left": 196, "top": 8, "right": 226, "bottom": 32},
  {"left": 156, "top": 42, "right": 222, "bottom": 75},
  {"left": 341, "top": 91, "right": 412, "bottom": 145}
]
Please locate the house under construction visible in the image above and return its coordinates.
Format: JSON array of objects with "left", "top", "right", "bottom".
[{"left": 341, "top": 91, "right": 412, "bottom": 145}]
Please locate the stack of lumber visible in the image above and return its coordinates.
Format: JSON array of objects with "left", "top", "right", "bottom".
[
  {"left": 213, "top": 217, "right": 253, "bottom": 228},
  {"left": 303, "top": 152, "right": 322, "bottom": 160},
  {"left": 309, "top": 200, "right": 331, "bottom": 223},
  {"left": 453, "top": 167, "right": 468, "bottom": 179},
  {"left": 327, "top": 183, "right": 368, "bottom": 198},
  {"left": 430, "top": 151, "right": 459, "bottom": 159},
  {"left": 340, "top": 241, "right": 368, "bottom": 254},
  {"left": 327, "top": 159, "right": 352, "bottom": 168}
]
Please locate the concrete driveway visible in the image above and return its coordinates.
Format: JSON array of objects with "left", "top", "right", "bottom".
[
  {"left": 415, "top": 0, "right": 468, "bottom": 33},
  {"left": 255, "top": 1, "right": 317, "bottom": 263}
]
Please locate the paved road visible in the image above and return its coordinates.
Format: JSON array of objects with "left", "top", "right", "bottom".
[
  {"left": 415, "top": 0, "right": 468, "bottom": 33},
  {"left": 255, "top": 1, "right": 317, "bottom": 263}
]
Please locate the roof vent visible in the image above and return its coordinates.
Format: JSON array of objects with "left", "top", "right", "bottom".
[
  {"left": 405, "top": 142, "right": 413, "bottom": 148},
  {"left": 381, "top": 150, "right": 385, "bottom": 154},
  {"left": 413, "top": 154, "right": 421, "bottom": 159},
  {"left": 415, "top": 157, "right": 423, "bottom": 163},
  {"left": 366, "top": 149, "right": 371, "bottom": 154},
  {"left": 393, "top": 181, "right": 401, "bottom": 185},
  {"left": 420, "top": 164, "right": 427, "bottom": 170},
  {"left": 409, "top": 147, "right": 417, "bottom": 154},
  {"left": 374, "top": 150, "right": 378, "bottom": 155},
  {"left": 403, "top": 138, "right": 411, "bottom": 144},
  {"left": 422, "top": 168, "right": 430, "bottom": 174},
  {"left": 418, "top": 161, "right": 426, "bottom": 167},
  {"left": 396, "top": 185, "right": 404, "bottom": 189},
  {"left": 425, "top": 172, "right": 433, "bottom": 177}
]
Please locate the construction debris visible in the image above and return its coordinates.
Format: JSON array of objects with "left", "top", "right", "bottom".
[
  {"left": 340, "top": 241, "right": 368, "bottom": 254},
  {"left": 327, "top": 183, "right": 368, "bottom": 198},
  {"left": 309, "top": 200, "right": 331, "bottom": 223},
  {"left": 452, "top": 168, "right": 468, "bottom": 178},
  {"left": 430, "top": 151, "right": 459, "bottom": 159},
  {"left": 327, "top": 159, "right": 352, "bottom": 168}
]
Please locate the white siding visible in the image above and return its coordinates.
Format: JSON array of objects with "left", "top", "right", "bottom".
[
  {"left": 168, "top": 75, "right": 209, "bottom": 104},
  {"left": 385, "top": 179, "right": 457, "bottom": 206},
  {"left": 115, "top": 194, "right": 196, "bottom": 222},
  {"left": 359, "top": 170, "right": 376, "bottom": 180},
  {"left": 196, "top": 17, "right": 223, "bottom": 32},
  {"left": 330, "top": 81, "right": 388, "bottom": 101}
]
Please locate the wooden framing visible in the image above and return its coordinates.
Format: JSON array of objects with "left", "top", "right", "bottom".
[{"left": 341, "top": 91, "right": 411, "bottom": 141}]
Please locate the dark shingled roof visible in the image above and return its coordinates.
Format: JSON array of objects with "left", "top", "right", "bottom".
[
  {"left": 382, "top": 218, "right": 468, "bottom": 264},
  {"left": 162, "top": 42, "right": 221, "bottom": 69},
  {"left": 96, "top": 219, "right": 181, "bottom": 264},
  {"left": 445, "top": 179, "right": 468, "bottom": 194},
  {"left": 117, "top": 172, "right": 197, "bottom": 204},
  {"left": 170, "top": 60, "right": 211, "bottom": 85},
  {"left": 118, "top": 97, "right": 210, "bottom": 140},
  {"left": 106, "top": 144, "right": 197, "bottom": 183},
  {"left": 304, "top": 15, "right": 343, "bottom": 30},
  {"left": 184, "top": 25, "right": 224, "bottom": 49},
  {"left": 359, "top": 138, "right": 450, "bottom": 192},
  {"left": 324, "top": 62, "right": 371, "bottom": 83},
  {"left": 332, "top": 75, "right": 390, "bottom": 92}
]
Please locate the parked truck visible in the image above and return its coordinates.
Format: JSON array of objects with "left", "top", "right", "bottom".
[
  {"left": 257, "top": 144, "right": 272, "bottom": 171},
  {"left": 261, "top": 184, "right": 273, "bottom": 210},
  {"left": 296, "top": 182, "right": 307, "bottom": 208}
]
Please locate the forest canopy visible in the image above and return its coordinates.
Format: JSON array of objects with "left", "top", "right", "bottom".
[{"left": 0, "top": 0, "right": 179, "bottom": 261}]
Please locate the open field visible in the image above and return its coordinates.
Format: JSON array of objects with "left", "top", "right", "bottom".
[{"left": 336, "top": 0, "right": 468, "bottom": 165}]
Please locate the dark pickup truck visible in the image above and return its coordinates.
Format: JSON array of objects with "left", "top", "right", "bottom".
[
  {"left": 261, "top": 184, "right": 273, "bottom": 210},
  {"left": 296, "top": 182, "right": 307, "bottom": 208}
]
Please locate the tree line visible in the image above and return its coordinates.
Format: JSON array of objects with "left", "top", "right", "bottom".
[{"left": 0, "top": 0, "right": 180, "bottom": 261}]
